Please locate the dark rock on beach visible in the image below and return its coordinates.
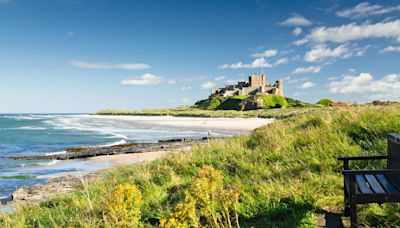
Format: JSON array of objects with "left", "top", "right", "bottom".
[{"left": 10, "top": 137, "right": 218, "bottom": 161}]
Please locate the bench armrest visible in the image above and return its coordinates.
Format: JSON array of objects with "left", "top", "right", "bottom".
[
  {"left": 338, "top": 155, "right": 388, "bottom": 161},
  {"left": 342, "top": 169, "right": 400, "bottom": 175}
]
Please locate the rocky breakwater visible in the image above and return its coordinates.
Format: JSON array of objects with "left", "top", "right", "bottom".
[{"left": 10, "top": 137, "right": 214, "bottom": 161}]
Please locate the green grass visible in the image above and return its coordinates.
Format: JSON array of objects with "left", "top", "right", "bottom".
[
  {"left": 2, "top": 105, "right": 400, "bottom": 227},
  {"left": 232, "top": 95, "right": 250, "bottom": 99},
  {"left": 216, "top": 98, "right": 244, "bottom": 110},
  {"left": 95, "top": 105, "right": 319, "bottom": 119},
  {"left": 263, "top": 95, "right": 289, "bottom": 109}
]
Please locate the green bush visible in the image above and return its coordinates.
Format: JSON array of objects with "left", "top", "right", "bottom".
[
  {"left": 194, "top": 95, "right": 227, "bottom": 110},
  {"left": 263, "top": 95, "right": 288, "bottom": 109},
  {"left": 286, "top": 97, "right": 311, "bottom": 107},
  {"left": 317, "top": 98, "right": 334, "bottom": 106},
  {"left": 217, "top": 98, "right": 243, "bottom": 110}
]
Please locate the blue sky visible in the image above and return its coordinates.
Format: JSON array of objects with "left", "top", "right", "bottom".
[{"left": 0, "top": 0, "right": 399, "bottom": 113}]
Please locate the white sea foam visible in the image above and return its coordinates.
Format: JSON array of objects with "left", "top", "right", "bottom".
[
  {"left": 18, "top": 126, "right": 47, "bottom": 130},
  {"left": 1, "top": 115, "right": 51, "bottom": 121},
  {"left": 45, "top": 160, "right": 60, "bottom": 166},
  {"left": 97, "top": 139, "right": 128, "bottom": 147},
  {"left": 45, "top": 151, "right": 67, "bottom": 156},
  {"left": 45, "top": 115, "right": 136, "bottom": 140}
]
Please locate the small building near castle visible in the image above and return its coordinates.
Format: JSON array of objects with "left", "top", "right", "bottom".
[{"left": 211, "top": 74, "right": 283, "bottom": 97}]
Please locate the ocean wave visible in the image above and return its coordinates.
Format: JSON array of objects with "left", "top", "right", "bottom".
[
  {"left": 45, "top": 151, "right": 67, "bottom": 156},
  {"left": 96, "top": 139, "right": 127, "bottom": 147},
  {"left": 45, "top": 116, "right": 132, "bottom": 140},
  {"left": 1, "top": 115, "right": 51, "bottom": 121},
  {"left": 17, "top": 126, "right": 47, "bottom": 130},
  {"left": 45, "top": 160, "right": 60, "bottom": 166}
]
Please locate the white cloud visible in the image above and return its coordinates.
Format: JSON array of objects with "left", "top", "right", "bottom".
[
  {"left": 356, "top": 45, "right": 370, "bottom": 56},
  {"left": 303, "top": 20, "right": 400, "bottom": 44},
  {"left": 181, "top": 86, "right": 192, "bottom": 91},
  {"left": 304, "top": 44, "right": 352, "bottom": 62},
  {"left": 214, "top": 76, "right": 226, "bottom": 81},
  {"left": 67, "top": 31, "right": 75, "bottom": 37},
  {"left": 381, "top": 46, "right": 400, "bottom": 53},
  {"left": 181, "top": 98, "right": 192, "bottom": 104},
  {"left": 280, "top": 15, "right": 312, "bottom": 26},
  {"left": 71, "top": 60, "right": 150, "bottom": 70},
  {"left": 201, "top": 81, "right": 217, "bottom": 90},
  {"left": 219, "top": 57, "right": 272, "bottom": 69},
  {"left": 121, "top": 73, "right": 163, "bottom": 86},
  {"left": 292, "top": 27, "right": 302, "bottom": 36},
  {"left": 293, "top": 66, "right": 321, "bottom": 74},
  {"left": 301, "top": 81, "right": 316, "bottom": 89},
  {"left": 294, "top": 38, "right": 308, "bottom": 46},
  {"left": 167, "top": 79, "right": 176, "bottom": 84},
  {"left": 329, "top": 72, "right": 400, "bottom": 100},
  {"left": 337, "top": 2, "right": 400, "bottom": 19},
  {"left": 288, "top": 77, "right": 309, "bottom": 84},
  {"left": 252, "top": 49, "right": 278, "bottom": 58},
  {"left": 275, "top": 58, "right": 288, "bottom": 66}
]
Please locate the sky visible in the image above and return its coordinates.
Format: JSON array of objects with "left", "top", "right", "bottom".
[{"left": 0, "top": 0, "right": 399, "bottom": 113}]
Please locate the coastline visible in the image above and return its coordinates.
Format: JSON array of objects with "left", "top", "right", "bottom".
[
  {"left": 87, "top": 114, "right": 276, "bottom": 131},
  {"left": 4, "top": 150, "right": 178, "bottom": 210},
  {"left": 1, "top": 116, "right": 274, "bottom": 210}
]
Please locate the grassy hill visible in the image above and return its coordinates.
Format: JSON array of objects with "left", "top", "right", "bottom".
[
  {"left": 2, "top": 105, "right": 400, "bottom": 227},
  {"left": 194, "top": 94, "right": 310, "bottom": 111}
]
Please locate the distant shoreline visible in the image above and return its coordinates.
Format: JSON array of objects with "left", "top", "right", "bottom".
[{"left": 88, "top": 114, "right": 275, "bottom": 131}]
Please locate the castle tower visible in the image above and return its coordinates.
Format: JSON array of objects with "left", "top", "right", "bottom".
[
  {"left": 276, "top": 80, "right": 283, "bottom": 96},
  {"left": 249, "top": 74, "right": 266, "bottom": 88}
]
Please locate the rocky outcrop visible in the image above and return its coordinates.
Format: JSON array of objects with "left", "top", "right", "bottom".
[
  {"left": 11, "top": 173, "right": 100, "bottom": 205},
  {"left": 11, "top": 138, "right": 214, "bottom": 161}
]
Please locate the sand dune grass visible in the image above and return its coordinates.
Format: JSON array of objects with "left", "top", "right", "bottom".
[{"left": 1, "top": 105, "right": 400, "bottom": 227}]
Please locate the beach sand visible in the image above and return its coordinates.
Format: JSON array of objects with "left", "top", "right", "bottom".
[
  {"left": 88, "top": 115, "right": 275, "bottom": 131},
  {"left": 88, "top": 150, "right": 177, "bottom": 165}
]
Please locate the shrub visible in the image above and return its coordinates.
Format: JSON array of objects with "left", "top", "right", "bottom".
[
  {"left": 106, "top": 183, "right": 142, "bottom": 227},
  {"left": 286, "top": 97, "right": 311, "bottom": 107},
  {"left": 263, "top": 95, "right": 288, "bottom": 109},
  {"left": 317, "top": 98, "right": 334, "bottom": 106},
  {"left": 161, "top": 166, "right": 240, "bottom": 228},
  {"left": 194, "top": 95, "right": 227, "bottom": 110},
  {"left": 217, "top": 98, "right": 243, "bottom": 110}
]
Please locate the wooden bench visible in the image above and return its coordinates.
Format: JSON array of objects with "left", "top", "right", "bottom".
[{"left": 338, "top": 133, "right": 400, "bottom": 227}]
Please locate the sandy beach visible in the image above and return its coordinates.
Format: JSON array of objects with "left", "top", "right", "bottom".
[
  {"left": 88, "top": 150, "right": 177, "bottom": 165},
  {"left": 89, "top": 115, "right": 275, "bottom": 131}
]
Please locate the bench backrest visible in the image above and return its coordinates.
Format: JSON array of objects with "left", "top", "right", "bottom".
[{"left": 388, "top": 133, "right": 400, "bottom": 187}]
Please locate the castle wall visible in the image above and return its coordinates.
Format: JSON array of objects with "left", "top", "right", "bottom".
[
  {"left": 212, "top": 73, "right": 283, "bottom": 97},
  {"left": 249, "top": 74, "right": 265, "bottom": 88},
  {"left": 276, "top": 80, "right": 283, "bottom": 96}
]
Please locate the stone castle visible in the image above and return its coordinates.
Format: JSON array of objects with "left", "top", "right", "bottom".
[{"left": 211, "top": 74, "right": 283, "bottom": 97}]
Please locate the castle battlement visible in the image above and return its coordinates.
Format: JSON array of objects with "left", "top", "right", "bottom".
[{"left": 211, "top": 74, "right": 283, "bottom": 97}]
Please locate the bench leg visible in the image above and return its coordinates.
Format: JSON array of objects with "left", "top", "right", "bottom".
[
  {"left": 344, "top": 188, "right": 350, "bottom": 216},
  {"left": 350, "top": 202, "right": 357, "bottom": 227}
]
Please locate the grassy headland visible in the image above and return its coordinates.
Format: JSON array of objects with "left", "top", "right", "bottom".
[
  {"left": 95, "top": 106, "right": 319, "bottom": 119},
  {"left": 2, "top": 105, "right": 400, "bottom": 227}
]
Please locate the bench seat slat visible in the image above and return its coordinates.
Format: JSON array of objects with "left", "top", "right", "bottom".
[
  {"left": 344, "top": 176, "right": 360, "bottom": 194},
  {"left": 375, "top": 174, "right": 399, "bottom": 194},
  {"left": 356, "top": 175, "right": 373, "bottom": 194},
  {"left": 365, "top": 175, "right": 386, "bottom": 194}
]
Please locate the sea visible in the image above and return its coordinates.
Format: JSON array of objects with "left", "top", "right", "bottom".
[{"left": 0, "top": 114, "right": 235, "bottom": 201}]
